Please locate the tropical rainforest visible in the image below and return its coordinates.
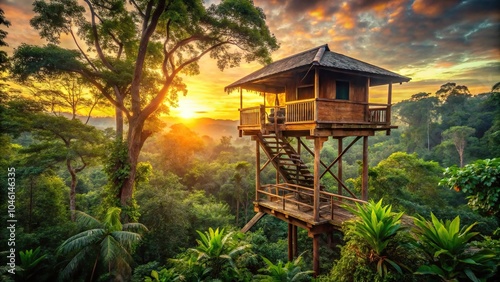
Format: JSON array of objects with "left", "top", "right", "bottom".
[{"left": 0, "top": 1, "right": 499, "bottom": 281}]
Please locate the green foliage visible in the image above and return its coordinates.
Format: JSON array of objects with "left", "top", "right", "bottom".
[
  {"left": 173, "top": 227, "right": 250, "bottom": 281},
  {"left": 144, "top": 269, "right": 181, "bottom": 282},
  {"left": 441, "top": 126, "right": 476, "bottom": 167},
  {"left": 11, "top": 43, "right": 83, "bottom": 81},
  {"left": 328, "top": 224, "right": 422, "bottom": 282},
  {"left": 16, "top": 174, "right": 69, "bottom": 232},
  {"left": 368, "top": 152, "right": 446, "bottom": 212},
  {"left": 441, "top": 158, "right": 500, "bottom": 218},
  {"left": 412, "top": 213, "right": 497, "bottom": 281},
  {"left": 254, "top": 255, "right": 313, "bottom": 281},
  {"left": 18, "top": 247, "right": 47, "bottom": 280},
  {"left": 57, "top": 207, "right": 147, "bottom": 281},
  {"left": 345, "top": 199, "right": 406, "bottom": 277},
  {"left": 135, "top": 173, "right": 191, "bottom": 262},
  {"left": 103, "top": 139, "right": 141, "bottom": 220}
]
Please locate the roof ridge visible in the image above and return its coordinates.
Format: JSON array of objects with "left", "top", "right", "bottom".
[
  {"left": 313, "top": 45, "right": 328, "bottom": 65},
  {"left": 270, "top": 44, "right": 329, "bottom": 65}
]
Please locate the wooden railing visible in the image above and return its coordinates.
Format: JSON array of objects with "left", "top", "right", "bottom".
[
  {"left": 257, "top": 183, "right": 366, "bottom": 221},
  {"left": 239, "top": 102, "right": 391, "bottom": 126},
  {"left": 368, "top": 106, "right": 389, "bottom": 124},
  {"left": 240, "top": 106, "right": 263, "bottom": 126},
  {"left": 286, "top": 99, "right": 315, "bottom": 123}
]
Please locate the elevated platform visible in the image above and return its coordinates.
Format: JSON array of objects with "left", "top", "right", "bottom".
[{"left": 252, "top": 183, "right": 366, "bottom": 236}]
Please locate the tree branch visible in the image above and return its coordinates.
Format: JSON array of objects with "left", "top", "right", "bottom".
[
  {"left": 130, "top": 0, "right": 167, "bottom": 115},
  {"left": 74, "top": 153, "right": 87, "bottom": 173},
  {"left": 76, "top": 70, "right": 130, "bottom": 119},
  {"left": 69, "top": 28, "right": 97, "bottom": 72},
  {"left": 83, "top": 0, "right": 115, "bottom": 72},
  {"left": 130, "top": 0, "right": 145, "bottom": 19},
  {"left": 140, "top": 41, "right": 229, "bottom": 122}
]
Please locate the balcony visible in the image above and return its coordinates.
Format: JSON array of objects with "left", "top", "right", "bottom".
[{"left": 239, "top": 99, "right": 392, "bottom": 135}]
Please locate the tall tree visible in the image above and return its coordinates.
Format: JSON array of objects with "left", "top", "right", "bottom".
[
  {"left": 21, "top": 112, "right": 105, "bottom": 220},
  {"left": 396, "top": 92, "right": 439, "bottom": 152},
  {"left": 12, "top": 0, "right": 278, "bottom": 209},
  {"left": 0, "top": 8, "right": 10, "bottom": 74},
  {"left": 27, "top": 74, "right": 104, "bottom": 123},
  {"left": 442, "top": 126, "right": 475, "bottom": 167},
  {"left": 435, "top": 82, "right": 472, "bottom": 130}
]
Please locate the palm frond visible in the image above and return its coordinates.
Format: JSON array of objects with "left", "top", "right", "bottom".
[
  {"left": 100, "top": 235, "right": 124, "bottom": 265},
  {"left": 75, "top": 210, "right": 102, "bottom": 229},
  {"left": 59, "top": 246, "right": 94, "bottom": 280},
  {"left": 58, "top": 229, "right": 105, "bottom": 255},
  {"left": 122, "top": 222, "right": 148, "bottom": 233},
  {"left": 103, "top": 207, "right": 123, "bottom": 232},
  {"left": 111, "top": 230, "right": 143, "bottom": 250}
]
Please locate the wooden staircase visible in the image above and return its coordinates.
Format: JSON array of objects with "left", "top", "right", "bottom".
[{"left": 256, "top": 134, "right": 315, "bottom": 188}]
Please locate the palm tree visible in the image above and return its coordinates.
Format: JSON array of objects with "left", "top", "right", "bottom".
[
  {"left": 57, "top": 207, "right": 147, "bottom": 281},
  {"left": 188, "top": 227, "right": 250, "bottom": 280},
  {"left": 254, "top": 255, "right": 313, "bottom": 281},
  {"left": 345, "top": 199, "right": 405, "bottom": 277}
]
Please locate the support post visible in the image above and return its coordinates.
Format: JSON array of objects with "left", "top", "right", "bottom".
[
  {"left": 362, "top": 136, "right": 369, "bottom": 201},
  {"left": 387, "top": 82, "right": 392, "bottom": 125},
  {"left": 313, "top": 137, "right": 326, "bottom": 221},
  {"left": 292, "top": 225, "right": 297, "bottom": 258},
  {"left": 288, "top": 224, "right": 293, "bottom": 261},
  {"left": 313, "top": 234, "right": 320, "bottom": 277},
  {"left": 256, "top": 141, "right": 260, "bottom": 201},
  {"left": 314, "top": 67, "right": 319, "bottom": 120},
  {"left": 337, "top": 138, "right": 343, "bottom": 196}
]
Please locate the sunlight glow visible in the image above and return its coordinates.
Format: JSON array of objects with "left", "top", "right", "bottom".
[{"left": 172, "top": 97, "right": 208, "bottom": 120}]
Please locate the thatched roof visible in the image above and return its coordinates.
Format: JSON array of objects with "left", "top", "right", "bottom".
[{"left": 225, "top": 44, "right": 411, "bottom": 93}]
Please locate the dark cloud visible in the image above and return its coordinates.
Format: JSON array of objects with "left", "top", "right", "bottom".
[{"left": 412, "top": 0, "right": 461, "bottom": 17}]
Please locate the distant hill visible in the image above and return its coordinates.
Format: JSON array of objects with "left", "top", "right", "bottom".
[
  {"left": 80, "top": 114, "right": 239, "bottom": 140},
  {"left": 166, "top": 117, "right": 239, "bottom": 140}
]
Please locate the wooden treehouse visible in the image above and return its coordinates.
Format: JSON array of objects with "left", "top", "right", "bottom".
[{"left": 225, "top": 44, "right": 410, "bottom": 275}]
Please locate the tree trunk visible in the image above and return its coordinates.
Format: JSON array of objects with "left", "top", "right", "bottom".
[
  {"left": 67, "top": 159, "right": 77, "bottom": 221},
  {"left": 236, "top": 199, "right": 239, "bottom": 225},
  {"left": 119, "top": 119, "right": 146, "bottom": 207},
  {"left": 114, "top": 87, "right": 125, "bottom": 139}
]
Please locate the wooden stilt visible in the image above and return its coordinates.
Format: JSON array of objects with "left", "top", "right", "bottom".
[
  {"left": 313, "top": 234, "right": 320, "bottom": 277},
  {"left": 337, "top": 138, "right": 343, "bottom": 196},
  {"left": 313, "top": 137, "right": 326, "bottom": 221},
  {"left": 292, "top": 225, "right": 298, "bottom": 258},
  {"left": 256, "top": 141, "right": 260, "bottom": 201},
  {"left": 288, "top": 223, "right": 293, "bottom": 261},
  {"left": 362, "top": 136, "right": 369, "bottom": 201}
]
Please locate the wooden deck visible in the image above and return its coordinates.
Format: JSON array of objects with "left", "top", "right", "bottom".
[{"left": 253, "top": 183, "right": 366, "bottom": 236}]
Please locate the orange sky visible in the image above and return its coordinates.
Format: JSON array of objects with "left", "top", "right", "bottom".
[{"left": 1, "top": 0, "right": 499, "bottom": 120}]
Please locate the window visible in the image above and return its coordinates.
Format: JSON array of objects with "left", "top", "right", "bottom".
[
  {"left": 297, "top": 85, "right": 314, "bottom": 100},
  {"left": 336, "top": 81, "right": 349, "bottom": 100}
]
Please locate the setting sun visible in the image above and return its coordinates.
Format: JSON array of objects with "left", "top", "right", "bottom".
[{"left": 172, "top": 97, "right": 208, "bottom": 119}]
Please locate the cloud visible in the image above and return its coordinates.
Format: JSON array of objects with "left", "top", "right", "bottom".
[{"left": 412, "top": 0, "right": 461, "bottom": 17}]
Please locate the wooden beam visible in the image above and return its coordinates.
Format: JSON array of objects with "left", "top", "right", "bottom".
[
  {"left": 299, "top": 138, "right": 358, "bottom": 198},
  {"left": 313, "top": 137, "right": 327, "bottom": 221},
  {"left": 314, "top": 67, "right": 319, "bottom": 121},
  {"left": 362, "top": 136, "right": 368, "bottom": 201},
  {"left": 338, "top": 138, "right": 343, "bottom": 196},
  {"left": 292, "top": 224, "right": 298, "bottom": 258},
  {"left": 320, "top": 136, "right": 361, "bottom": 179},
  {"left": 313, "top": 234, "right": 320, "bottom": 277},
  {"left": 256, "top": 140, "right": 260, "bottom": 201},
  {"left": 387, "top": 83, "right": 393, "bottom": 125},
  {"left": 240, "top": 87, "right": 243, "bottom": 110},
  {"left": 241, "top": 212, "right": 266, "bottom": 233},
  {"left": 288, "top": 223, "right": 293, "bottom": 261}
]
